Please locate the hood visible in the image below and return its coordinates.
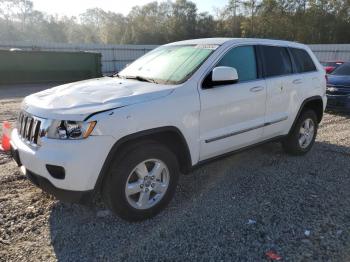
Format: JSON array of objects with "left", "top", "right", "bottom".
[
  {"left": 23, "top": 77, "right": 175, "bottom": 120},
  {"left": 327, "top": 75, "right": 350, "bottom": 87}
]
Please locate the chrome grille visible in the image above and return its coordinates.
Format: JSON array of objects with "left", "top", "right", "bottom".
[{"left": 17, "top": 112, "right": 43, "bottom": 146}]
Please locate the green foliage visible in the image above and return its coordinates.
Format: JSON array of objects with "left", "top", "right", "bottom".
[{"left": 0, "top": 0, "right": 349, "bottom": 44}]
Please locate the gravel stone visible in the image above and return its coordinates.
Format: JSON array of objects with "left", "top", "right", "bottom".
[
  {"left": 96, "top": 210, "right": 112, "bottom": 218},
  {"left": 1, "top": 85, "right": 350, "bottom": 261}
]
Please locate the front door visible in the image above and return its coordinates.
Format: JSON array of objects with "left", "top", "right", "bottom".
[{"left": 198, "top": 45, "right": 267, "bottom": 161}]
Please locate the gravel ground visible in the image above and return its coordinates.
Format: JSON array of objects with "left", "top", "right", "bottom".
[{"left": 1, "top": 84, "right": 350, "bottom": 261}]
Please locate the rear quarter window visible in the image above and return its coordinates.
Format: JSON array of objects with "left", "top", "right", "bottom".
[{"left": 290, "top": 48, "right": 317, "bottom": 73}]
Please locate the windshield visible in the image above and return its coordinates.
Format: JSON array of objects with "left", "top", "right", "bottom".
[
  {"left": 118, "top": 45, "right": 217, "bottom": 84},
  {"left": 331, "top": 63, "right": 350, "bottom": 76}
]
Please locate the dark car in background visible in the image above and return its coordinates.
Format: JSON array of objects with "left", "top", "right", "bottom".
[
  {"left": 322, "top": 61, "right": 344, "bottom": 74},
  {"left": 326, "top": 62, "right": 350, "bottom": 112}
]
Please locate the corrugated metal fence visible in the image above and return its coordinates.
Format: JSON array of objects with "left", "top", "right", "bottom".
[
  {"left": 0, "top": 41, "right": 350, "bottom": 75},
  {"left": 309, "top": 44, "right": 350, "bottom": 62}
]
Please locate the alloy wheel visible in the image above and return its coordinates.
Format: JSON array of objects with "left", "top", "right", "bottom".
[
  {"left": 298, "top": 118, "right": 315, "bottom": 149},
  {"left": 125, "top": 159, "right": 170, "bottom": 210}
]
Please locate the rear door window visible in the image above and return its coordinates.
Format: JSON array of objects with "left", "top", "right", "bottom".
[
  {"left": 217, "top": 46, "right": 257, "bottom": 82},
  {"left": 290, "top": 48, "right": 317, "bottom": 73},
  {"left": 259, "top": 45, "right": 293, "bottom": 77}
]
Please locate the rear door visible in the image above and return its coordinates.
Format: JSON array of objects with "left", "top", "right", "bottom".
[
  {"left": 289, "top": 47, "right": 320, "bottom": 102},
  {"left": 198, "top": 45, "right": 267, "bottom": 160},
  {"left": 258, "top": 45, "right": 295, "bottom": 139}
]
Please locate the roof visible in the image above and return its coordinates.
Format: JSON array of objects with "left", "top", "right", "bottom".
[
  {"left": 166, "top": 38, "right": 233, "bottom": 46},
  {"left": 166, "top": 38, "right": 306, "bottom": 48}
]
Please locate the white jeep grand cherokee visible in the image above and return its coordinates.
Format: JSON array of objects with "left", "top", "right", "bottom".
[{"left": 11, "top": 38, "right": 326, "bottom": 221}]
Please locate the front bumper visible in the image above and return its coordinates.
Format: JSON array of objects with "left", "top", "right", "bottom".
[
  {"left": 26, "top": 168, "right": 93, "bottom": 203},
  {"left": 10, "top": 128, "right": 115, "bottom": 193},
  {"left": 11, "top": 142, "right": 92, "bottom": 203},
  {"left": 326, "top": 95, "right": 350, "bottom": 112}
]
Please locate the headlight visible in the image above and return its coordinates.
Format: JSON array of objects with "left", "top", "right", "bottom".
[{"left": 46, "top": 120, "right": 97, "bottom": 140}]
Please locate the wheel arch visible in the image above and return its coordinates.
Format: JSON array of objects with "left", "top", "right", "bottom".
[
  {"left": 289, "top": 95, "right": 324, "bottom": 134},
  {"left": 94, "top": 126, "right": 192, "bottom": 192}
]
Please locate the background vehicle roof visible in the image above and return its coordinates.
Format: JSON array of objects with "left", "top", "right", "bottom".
[{"left": 166, "top": 38, "right": 307, "bottom": 48}]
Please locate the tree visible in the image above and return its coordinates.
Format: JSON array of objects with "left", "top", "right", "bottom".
[
  {"left": 241, "top": 0, "right": 261, "bottom": 37},
  {"left": 168, "top": 0, "right": 198, "bottom": 42},
  {"left": 0, "top": 0, "right": 350, "bottom": 44}
]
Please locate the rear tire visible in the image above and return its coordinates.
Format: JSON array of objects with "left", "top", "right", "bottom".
[
  {"left": 102, "top": 141, "right": 179, "bottom": 221},
  {"left": 282, "top": 110, "right": 318, "bottom": 155}
]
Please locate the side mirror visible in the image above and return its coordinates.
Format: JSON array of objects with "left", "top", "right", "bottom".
[{"left": 211, "top": 66, "right": 239, "bottom": 85}]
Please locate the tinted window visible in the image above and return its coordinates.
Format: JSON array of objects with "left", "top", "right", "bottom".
[
  {"left": 331, "top": 63, "right": 350, "bottom": 76},
  {"left": 290, "top": 48, "right": 316, "bottom": 73},
  {"left": 260, "top": 46, "right": 293, "bottom": 77},
  {"left": 217, "top": 46, "right": 257, "bottom": 81}
]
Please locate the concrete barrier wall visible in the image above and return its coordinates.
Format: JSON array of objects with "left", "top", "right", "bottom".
[
  {"left": 0, "top": 49, "right": 102, "bottom": 84},
  {"left": 0, "top": 41, "right": 158, "bottom": 75}
]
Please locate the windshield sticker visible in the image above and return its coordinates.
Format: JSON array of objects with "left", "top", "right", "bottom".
[{"left": 195, "top": 44, "right": 219, "bottom": 50}]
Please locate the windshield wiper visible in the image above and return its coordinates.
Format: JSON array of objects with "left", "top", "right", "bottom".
[
  {"left": 124, "top": 75, "right": 158, "bottom": 84},
  {"left": 106, "top": 72, "right": 119, "bottom": 78}
]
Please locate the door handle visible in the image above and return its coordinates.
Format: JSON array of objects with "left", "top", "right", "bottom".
[
  {"left": 250, "top": 86, "right": 264, "bottom": 93},
  {"left": 293, "top": 79, "right": 303, "bottom": 85}
]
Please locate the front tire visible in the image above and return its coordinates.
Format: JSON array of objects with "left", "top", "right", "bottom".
[
  {"left": 282, "top": 110, "right": 318, "bottom": 155},
  {"left": 102, "top": 141, "right": 179, "bottom": 221}
]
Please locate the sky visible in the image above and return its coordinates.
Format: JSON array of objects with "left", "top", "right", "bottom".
[{"left": 32, "top": 0, "right": 229, "bottom": 17}]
